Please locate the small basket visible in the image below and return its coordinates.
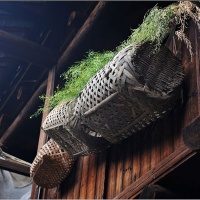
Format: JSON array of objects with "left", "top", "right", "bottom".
[
  {"left": 30, "top": 139, "right": 76, "bottom": 188},
  {"left": 42, "top": 101, "right": 110, "bottom": 156},
  {"left": 74, "top": 43, "right": 184, "bottom": 143}
]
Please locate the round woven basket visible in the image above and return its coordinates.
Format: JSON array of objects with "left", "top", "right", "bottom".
[
  {"left": 30, "top": 139, "right": 76, "bottom": 188},
  {"left": 74, "top": 43, "right": 184, "bottom": 143}
]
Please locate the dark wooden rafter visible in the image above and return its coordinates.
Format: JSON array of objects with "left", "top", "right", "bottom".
[
  {"left": 57, "top": 1, "right": 107, "bottom": 72},
  {"left": 0, "top": 159, "right": 30, "bottom": 176},
  {"left": 0, "top": 79, "right": 47, "bottom": 144},
  {"left": 0, "top": 1, "right": 108, "bottom": 146},
  {"left": 0, "top": 30, "right": 52, "bottom": 114},
  {"left": 0, "top": 29, "right": 58, "bottom": 68}
]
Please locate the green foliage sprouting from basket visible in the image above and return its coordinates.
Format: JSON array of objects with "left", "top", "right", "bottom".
[
  {"left": 31, "top": 1, "right": 200, "bottom": 118},
  {"left": 31, "top": 51, "right": 115, "bottom": 117}
]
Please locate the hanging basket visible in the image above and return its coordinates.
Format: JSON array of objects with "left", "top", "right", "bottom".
[
  {"left": 42, "top": 100, "right": 110, "bottom": 156},
  {"left": 30, "top": 139, "right": 76, "bottom": 188},
  {"left": 73, "top": 43, "right": 184, "bottom": 143},
  {"left": 42, "top": 42, "right": 184, "bottom": 153}
]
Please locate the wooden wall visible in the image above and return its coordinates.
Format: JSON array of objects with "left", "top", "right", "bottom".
[{"left": 34, "top": 21, "right": 199, "bottom": 199}]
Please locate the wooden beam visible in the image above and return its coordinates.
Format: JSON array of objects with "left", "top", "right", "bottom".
[
  {"left": 0, "top": 79, "right": 47, "bottom": 145},
  {"left": 139, "top": 184, "right": 180, "bottom": 199},
  {"left": 113, "top": 145, "right": 195, "bottom": 199},
  {"left": 0, "top": 159, "right": 30, "bottom": 176},
  {"left": 0, "top": 29, "right": 58, "bottom": 68},
  {"left": 57, "top": 1, "right": 107, "bottom": 72}
]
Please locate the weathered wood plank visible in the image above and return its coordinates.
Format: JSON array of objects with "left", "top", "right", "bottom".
[
  {"left": 95, "top": 151, "right": 107, "bottom": 199},
  {"left": 131, "top": 132, "right": 141, "bottom": 183},
  {"left": 150, "top": 122, "right": 161, "bottom": 169},
  {"left": 60, "top": 159, "right": 79, "bottom": 199},
  {"left": 183, "top": 22, "right": 200, "bottom": 150},
  {"left": 140, "top": 130, "right": 151, "bottom": 177},
  {"left": 114, "top": 145, "right": 195, "bottom": 199},
  {"left": 79, "top": 156, "right": 90, "bottom": 199},
  {"left": 115, "top": 144, "right": 123, "bottom": 195},
  {"left": 86, "top": 155, "right": 98, "bottom": 199},
  {"left": 122, "top": 138, "right": 133, "bottom": 191},
  {"left": 106, "top": 145, "right": 118, "bottom": 198},
  {"left": 161, "top": 115, "right": 174, "bottom": 160},
  {"left": 0, "top": 30, "right": 58, "bottom": 68},
  {"left": 72, "top": 157, "right": 83, "bottom": 199}
]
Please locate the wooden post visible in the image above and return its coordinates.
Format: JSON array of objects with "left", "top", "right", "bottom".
[
  {"left": 30, "top": 66, "right": 56, "bottom": 199},
  {"left": 182, "top": 21, "right": 200, "bottom": 150}
]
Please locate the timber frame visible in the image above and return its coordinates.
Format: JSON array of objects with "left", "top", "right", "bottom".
[{"left": 0, "top": 1, "right": 200, "bottom": 199}]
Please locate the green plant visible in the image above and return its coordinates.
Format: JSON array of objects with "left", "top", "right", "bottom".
[
  {"left": 31, "top": 1, "right": 200, "bottom": 118},
  {"left": 31, "top": 50, "right": 115, "bottom": 117}
]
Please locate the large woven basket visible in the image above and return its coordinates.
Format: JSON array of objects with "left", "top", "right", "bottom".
[
  {"left": 74, "top": 43, "right": 184, "bottom": 143},
  {"left": 30, "top": 139, "right": 76, "bottom": 188},
  {"left": 42, "top": 42, "right": 184, "bottom": 152},
  {"left": 42, "top": 100, "right": 110, "bottom": 156}
]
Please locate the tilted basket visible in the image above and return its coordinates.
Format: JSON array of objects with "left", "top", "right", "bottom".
[
  {"left": 42, "top": 100, "right": 110, "bottom": 156},
  {"left": 74, "top": 43, "right": 184, "bottom": 143},
  {"left": 30, "top": 139, "right": 76, "bottom": 188},
  {"left": 42, "top": 42, "right": 184, "bottom": 153}
]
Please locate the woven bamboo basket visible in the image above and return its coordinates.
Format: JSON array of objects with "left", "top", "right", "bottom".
[
  {"left": 42, "top": 100, "right": 110, "bottom": 156},
  {"left": 42, "top": 42, "right": 184, "bottom": 153},
  {"left": 73, "top": 43, "right": 184, "bottom": 143},
  {"left": 30, "top": 139, "right": 76, "bottom": 188}
]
